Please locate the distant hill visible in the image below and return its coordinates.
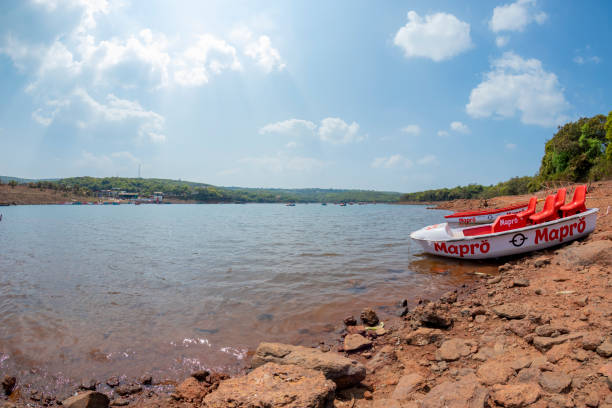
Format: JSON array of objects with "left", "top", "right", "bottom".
[
  {"left": 4, "top": 176, "right": 402, "bottom": 203},
  {"left": 0, "top": 176, "right": 60, "bottom": 184}
]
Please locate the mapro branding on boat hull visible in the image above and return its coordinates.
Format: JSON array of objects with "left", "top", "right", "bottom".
[{"left": 411, "top": 209, "right": 598, "bottom": 259}]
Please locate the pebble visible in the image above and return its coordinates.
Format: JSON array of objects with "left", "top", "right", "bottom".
[
  {"left": 360, "top": 308, "right": 379, "bottom": 326},
  {"left": 1, "top": 376, "right": 16, "bottom": 396}
]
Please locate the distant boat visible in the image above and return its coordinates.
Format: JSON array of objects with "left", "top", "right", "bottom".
[
  {"left": 321, "top": 203, "right": 327, "bottom": 206},
  {"left": 339, "top": 202, "right": 347, "bottom": 207},
  {"left": 286, "top": 203, "right": 296, "bottom": 206}
]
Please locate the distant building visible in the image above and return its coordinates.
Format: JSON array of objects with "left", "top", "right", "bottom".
[
  {"left": 153, "top": 192, "right": 163, "bottom": 203},
  {"left": 118, "top": 192, "right": 139, "bottom": 200}
]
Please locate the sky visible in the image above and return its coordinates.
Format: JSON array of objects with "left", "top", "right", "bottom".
[{"left": 0, "top": 0, "right": 610, "bottom": 192}]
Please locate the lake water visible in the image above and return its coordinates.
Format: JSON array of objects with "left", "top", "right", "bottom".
[{"left": 0, "top": 203, "right": 496, "bottom": 395}]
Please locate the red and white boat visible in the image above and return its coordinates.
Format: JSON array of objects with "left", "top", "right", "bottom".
[
  {"left": 444, "top": 202, "right": 528, "bottom": 224},
  {"left": 411, "top": 186, "right": 598, "bottom": 259}
]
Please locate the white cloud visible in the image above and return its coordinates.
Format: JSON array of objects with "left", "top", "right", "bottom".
[
  {"left": 244, "top": 35, "right": 285, "bottom": 72},
  {"left": 505, "top": 143, "right": 517, "bottom": 150},
  {"left": 573, "top": 55, "right": 601, "bottom": 65},
  {"left": 450, "top": 121, "right": 470, "bottom": 134},
  {"left": 466, "top": 52, "right": 569, "bottom": 127},
  {"left": 260, "top": 117, "right": 363, "bottom": 144},
  {"left": 259, "top": 119, "right": 316, "bottom": 135},
  {"left": 401, "top": 124, "right": 421, "bottom": 135},
  {"left": 231, "top": 27, "right": 285, "bottom": 72},
  {"left": 174, "top": 34, "right": 241, "bottom": 86},
  {"left": 371, "top": 154, "right": 413, "bottom": 169},
  {"left": 437, "top": 130, "right": 450, "bottom": 137},
  {"left": 416, "top": 154, "right": 438, "bottom": 165},
  {"left": 495, "top": 36, "right": 510, "bottom": 47},
  {"left": 35, "top": 89, "right": 166, "bottom": 142},
  {"left": 394, "top": 11, "right": 472, "bottom": 62},
  {"left": 489, "top": 0, "right": 547, "bottom": 33},
  {"left": 285, "top": 141, "right": 298, "bottom": 149},
  {"left": 318, "top": 118, "right": 362, "bottom": 144},
  {"left": 31, "top": 99, "right": 70, "bottom": 126},
  {"left": 240, "top": 154, "right": 325, "bottom": 173}
]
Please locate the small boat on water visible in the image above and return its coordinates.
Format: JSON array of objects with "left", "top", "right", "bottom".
[
  {"left": 444, "top": 202, "right": 528, "bottom": 224},
  {"left": 286, "top": 202, "right": 296, "bottom": 206},
  {"left": 411, "top": 186, "right": 597, "bottom": 259}
]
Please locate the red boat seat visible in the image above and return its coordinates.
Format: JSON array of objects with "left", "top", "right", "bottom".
[
  {"left": 462, "top": 225, "right": 492, "bottom": 237},
  {"left": 492, "top": 213, "right": 527, "bottom": 233},
  {"left": 560, "top": 185, "right": 587, "bottom": 217},
  {"left": 554, "top": 188, "right": 567, "bottom": 215},
  {"left": 516, "top": 196, "right": 537, "bottom": 221},
  {"left": 529, "top": 195, "right": 558, "bottom": 224}
]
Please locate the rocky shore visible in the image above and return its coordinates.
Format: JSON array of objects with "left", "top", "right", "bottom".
[{"left": 2, "top": 183, "right": 611, "bottom": 407}]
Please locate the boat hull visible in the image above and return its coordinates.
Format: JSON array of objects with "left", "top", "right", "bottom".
[{"left": 411, "top": 208, "right": 598, "bottom": 259}]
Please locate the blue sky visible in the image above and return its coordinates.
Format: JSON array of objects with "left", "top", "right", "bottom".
[{"left": 0, "top": 0, "right": 610, "bottom": 192}]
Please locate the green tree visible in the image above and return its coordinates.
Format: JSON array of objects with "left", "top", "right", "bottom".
[{"left": 8, "top": 180, "right": 18, "bottom": 188}]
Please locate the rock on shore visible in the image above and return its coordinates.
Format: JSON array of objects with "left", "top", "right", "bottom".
[
  {"left": 203, "top": 363, "right": 335, "bottom": 408},
  {"left": 251, "top": 342, "right": 366, "bottom": 389}
]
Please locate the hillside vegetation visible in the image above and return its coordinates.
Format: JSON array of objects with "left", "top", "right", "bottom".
[
  {"left": 401, "top": 111, "right": 612, "bottom": 202},
  {"left": 1, "top": 177, "right": 402, "bottom": 203}
]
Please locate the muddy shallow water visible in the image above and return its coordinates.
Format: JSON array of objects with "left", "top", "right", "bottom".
[{"left": 0, "top": 203, "right": 499, "bottom": 395}]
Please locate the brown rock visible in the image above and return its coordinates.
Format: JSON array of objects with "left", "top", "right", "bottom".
[
  {"left": 477, "top": 360, "right": 515, "bottom": 385},
  {"left": 366, "top": 345, "right": 396, "bottom": 371},
  {"left": 596, "top": 338, "right": 612, "bottom": 357},
  {"left": 415, "top": 302, "right": 453, "bottom": 328},
  {"left": 109, "top": 398, "right": 129, "bottom": 407},
  {"left": 139, "top": 374, "right": 152, "bottom": 385},
  {"left": 599, "top": 362, "right": 612, "bottom": 391},
  {"left": 507, "top": 320, "right": 533, "bottom": 337},
  {"left": 360, "top": 308, "right": 379, "bottom": 326},
  {"left": 436, "top": 338, "right": 475, "bottom": 361},
  {"left": 401, "top": 327, "right": 444, "bottom": 346},
  {"left": 492, "top": 303, "right": 527, "bottom": 319},
  {"left": 510, "top": 356, "right": 532, "bottom": 371},
  {"left": 582, "top": 333, "right": 604, "bottom": 350},
  {"left": 534, "top": 324, "right": 569, "bottom": 338},
  {"left": 203, "top": 363, "right": 336, "bottom": 408},
  {"left": 1, "top": 376, "right": 16, "bottom": 396},
  {"left": 559, "top": 239, "right": 612, "bottom": 267},
  {"left": 539, "top": 371, "right": 572, "bottom": 393},
  {"left": 517, "top": 367, "right": 540, "bottom": 383},
  {"left": 440, "top": 290, "right": 458, "bottom": 304},
  {"left": 115, "top": 384, "right": 141, "bottom": 396},
  {"left": 343, "top": 334, "right": 372, "bottom": 352},
  {"left": 391, "top": 373, "right": 423, "bottom": 399},
  {"left": 251, "top": 342, "right": 366, "bottom": 388},
  {"left": 421, "top": 374, "right": 488, "bottom": 408},
  {"left": 492, "top": 383, "right": 541, "bottom": 407},
  {"left": 533, "top": 256, "right": 551, "bottom": 267},
  {"left": 546, "top": 343, "right": 572, "bottom": 363},
  {"left": 574, "top": 295, "right": 588, "bottom": 307},
  {"left": 372, "top": 399, "right": 403, "bottom": 408},
  {"left": 346, "top": 325, "right": 366, "bottom": 335},
  {"left": 512, "top": 278, "right": 530, "bottom": 287},
  {"left": 191, "top": 370, "right": 210, "bottom": 382},
  {"left": 175, "top": 377, "right": 209, "bottom": 402},
  {"left": 105, "top": 377, "right": 119, "bottom": 388},
  {"left": 62, "top": 391, "right": 110, "bottom": 408},
  {"left": 533, "top": 332, "right": 584, "bottom": 351},
  {"left": 343, "top": 316, "right": 357, "bottom": 326}
]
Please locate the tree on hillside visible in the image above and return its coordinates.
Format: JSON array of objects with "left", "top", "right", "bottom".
[
  {"left": 538, "top": 114, "right": 609, "bottom": 182},
  {"left": 8, "top": 180, "right": 18, "bottom": 188},
  {"left": 606, "top": 110, "right": 612, "bottom": 160}
]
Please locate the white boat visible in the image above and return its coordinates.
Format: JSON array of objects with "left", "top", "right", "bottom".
[
  {"left": 411, "top": 186, "right": 597, "bottom": 259},
  {"left": 444, "top": 202, "right": 528, "bottom": 224}
]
